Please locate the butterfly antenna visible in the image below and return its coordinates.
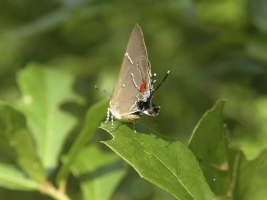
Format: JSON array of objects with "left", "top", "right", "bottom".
[
  {"left": 154, "top": 70, "right": 170, "bottom": 92},
  {"left": 94, "top": 86, "right": 112, "bottom": 98}
]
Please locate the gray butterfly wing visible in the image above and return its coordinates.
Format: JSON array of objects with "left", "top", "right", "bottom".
[{"left": 110, "top": 24, "right": 152, "bottom": 118}]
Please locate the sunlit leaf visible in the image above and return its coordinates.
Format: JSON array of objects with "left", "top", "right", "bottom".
[
  {"left": 16, "top": 63, "right": 83, "bottom": 169},
  {"left": 101, "top": 122, "right": 214, "bottom": 200}
]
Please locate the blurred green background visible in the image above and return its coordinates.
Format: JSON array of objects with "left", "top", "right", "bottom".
[{"left": 1, "top": 0, "right": 267, "bottom": 199}]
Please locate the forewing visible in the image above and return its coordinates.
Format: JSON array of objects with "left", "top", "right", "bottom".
[{"left": 110, "top": 24, "right": 152, "bottom": 116}]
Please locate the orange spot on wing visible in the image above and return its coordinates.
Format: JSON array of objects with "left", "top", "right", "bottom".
[{"left": 140, "top": 80, "right": 147, "bottom": 92}]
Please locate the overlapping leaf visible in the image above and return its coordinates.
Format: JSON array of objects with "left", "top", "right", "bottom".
[
  {"left": 189, "top": 100, "right": 267, "bottom": 199},
  {"left": 0, "top": 163, "right": 40, "bottom": 191},
  {"left": 0, "top": 102, "right": 46, "bottom": 182},
  {"left": 56, "top": 98, "right": 109, "bottom": 184},
  {"left": 71, "top": 145, "right": 127, "bottom": 200}
]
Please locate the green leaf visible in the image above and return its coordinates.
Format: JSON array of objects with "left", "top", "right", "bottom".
[
  {"left": 230, "top": 148, "right": 267, "bottom": 200},
  {"left": 189, "top": 100, "right": 227, "bottom": 166},
  {"left": 16, "top": 63, "right": 82, "bottom": 169},
  {"left": 188, "top": 99, "right": 267, "bottom": 199},
  {"left": 70, "top": 145, "right": 127, "bottom": 200},
  {"left": 188, "top": 100, "right": 230, "bottom": 196},
  {"left": 0, "top": 163, "right": 40, "bottom": 191},
  {"left": 56, "top": 98, "right": 109, "bottom": 185},
  {"left": 101, "top": 122, "right": 214, "bottom": 200},
  {"left": 0, "top": 102, "right": 46, "bottom": 181}
]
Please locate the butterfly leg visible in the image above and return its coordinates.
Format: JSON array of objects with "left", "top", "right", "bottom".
[
  {"left": 133, "top": 121, "right": 137, "bottom": 133},
  {"left": 111, "top": 114, "right": 114, "bottom": 132},
  {"left": 104, "top": 108, "right": 110, "bottom": 123},
  {"left": 104, "top": 108, "right": 114, "bottom": 132}
]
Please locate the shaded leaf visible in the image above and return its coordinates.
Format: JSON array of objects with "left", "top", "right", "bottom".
[
  {"left": 230, "top": 148, "right": 267, "bottom": 200},
  {"left": 188, "top": 99, "right": 267, "bottom": 199},
  {"left": 101, "top": 122, "right": 214, "bottom": 200},
  {"left": 0, "top": 102, "right": 46, "bottom": 181},
  {"left": 71, "top": 145, "right": 127, "bottom": 200},
  {"left": 56, "top": 98, "right": 109, "bottom": 185},
  {"left": 16, "top": 63, "right": 82, "bottom": 169}
]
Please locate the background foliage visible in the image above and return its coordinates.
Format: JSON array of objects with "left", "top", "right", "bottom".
[{"left": 1, "top": 0, "right": 267, "bottom": 199}]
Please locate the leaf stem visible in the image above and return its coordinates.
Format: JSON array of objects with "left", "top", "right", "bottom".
[{"left": 40, "top": 181, "right": 71, "bottom": 200}]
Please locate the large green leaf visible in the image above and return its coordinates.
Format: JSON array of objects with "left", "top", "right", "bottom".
[
  {"left": 189, "top": 100, "right": 227, "bottom": 166},
  {"left": 188, "top": 100, "right": 230, "bottom": 196},
  {"left": 0, "top": 102, "right": 46, "bottom": 181},
  {"left": 56, "top": 98, "right": 109, "bottom": 185},
  {"left": 101, "top": 122, "right": 214, "bottom": 200},
  {"left": 16, "top": 63, "right": 82, "bottom": 169},
  {"left": 71, "top": 145, "right": 127, "bottom": 200},
  {"left": 0, "top": 163, "right": 40, "bottom": 191}
]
